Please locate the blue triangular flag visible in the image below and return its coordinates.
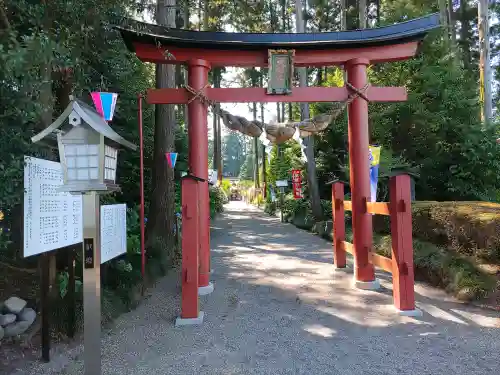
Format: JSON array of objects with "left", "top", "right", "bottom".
[{"left": 165, "top": 152, "right": 178, "bottom": 168}]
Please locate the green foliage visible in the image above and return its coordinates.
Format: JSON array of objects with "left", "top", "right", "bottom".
[
  {"left": 239, "top": 152, "right": 255, "bottom": 180},
  {"left": 222, "top": 132, "right": 246, "bottom": 177},
  {"left": 373, "top": 235, "right": 496, "bottom": 301},
  {"left": 126, "top": 207, "right": 141, "bottom": 256},
  {"left": 264, "top": 200, "right": 277, "bottom": 216},
  {"left": 209, "top": 185, "right": 228, "bottom": 218},
  {"left": 220, "top": 179, "right": 232, "bottom": 195},
  {"left": 57, "top": 271, "right": 82, "bottom": 299}
]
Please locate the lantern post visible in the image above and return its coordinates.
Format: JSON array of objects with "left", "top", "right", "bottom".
[{"left": 31, "top": 95, "right": 136, "bottom": 375}]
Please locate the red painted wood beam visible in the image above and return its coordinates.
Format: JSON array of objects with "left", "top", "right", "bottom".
[
  {"left": 132, "top": 41, "right": 419, "bottom": 67},
  {"left": 147, "top": 86, "right": 407, "bottom": 104}
]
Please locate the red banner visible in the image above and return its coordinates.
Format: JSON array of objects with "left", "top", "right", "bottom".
[{"left": 292, "top": 169, "right": 303, "bottom": 199}]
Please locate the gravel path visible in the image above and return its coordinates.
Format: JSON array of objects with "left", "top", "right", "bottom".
[{"left": 10, "top": 201, "right": 500, "bottom": 375}]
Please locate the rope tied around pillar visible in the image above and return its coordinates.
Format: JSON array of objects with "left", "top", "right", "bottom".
[
  {"left": 184, "top": 84, "right": 214, "bottom": 106},
  {"left": 182, "top": 82, "right": 369, "bottom": 144}
]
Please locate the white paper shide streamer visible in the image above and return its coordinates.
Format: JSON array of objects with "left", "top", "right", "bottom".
[{"left": 293, "top": 128, "right": 307, "bottom": 162}]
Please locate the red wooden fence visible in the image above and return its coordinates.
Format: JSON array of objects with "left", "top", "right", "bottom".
[{"left": 331, "top": 174, "right": 417, "bottom": 313}]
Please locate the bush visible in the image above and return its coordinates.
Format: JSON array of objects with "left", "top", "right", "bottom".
[
  {"left": 264, "top": 200, "right": 277, "bottom": 216},
  {"left": 372, "top": 235, "right": 496, "bottom": 301},
  {"left": 270, "top": 198, "right": 498, "bottom": 302},
  {"left": 209, "top": 185, "right": 227, "bottom": 218},
  {"left": 373, "top": 201, "right": 500, "bottom": 264},
  {"left": 220, "top": 179, "right": 232, "bottom": 195},
  {"left": 251, "top": 193, "right": 265, "bottom": 207}
]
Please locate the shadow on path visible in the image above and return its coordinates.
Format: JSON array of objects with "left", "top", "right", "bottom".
[{"left": 11, "top": 201, "right": 500, "bottom": 375}]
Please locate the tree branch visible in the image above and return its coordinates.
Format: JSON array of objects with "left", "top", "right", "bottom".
[{"left": 0, "top": 0, "right": 11, "bottom": 31}]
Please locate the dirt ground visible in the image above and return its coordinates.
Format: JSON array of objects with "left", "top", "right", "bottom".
[{"left": 4, "top": 201, "right": 499, "bottom": 375}]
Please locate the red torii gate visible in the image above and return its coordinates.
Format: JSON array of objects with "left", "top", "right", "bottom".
[{"left": 116, "top": 13, "right": 440, "bottom": 324}]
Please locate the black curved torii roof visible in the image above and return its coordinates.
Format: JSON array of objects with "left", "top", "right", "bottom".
[{"left": 115, "top": 13, "right": 440, "bottom": 52}]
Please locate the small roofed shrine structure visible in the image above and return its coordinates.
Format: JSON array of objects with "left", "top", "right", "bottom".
[{"left": 114, "top": 13, "right": 440, "bottom": 324}]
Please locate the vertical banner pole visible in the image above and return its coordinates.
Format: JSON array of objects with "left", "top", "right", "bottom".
[
  {"left": 138, "top": 95, "right": 146, "bottom": 282},
  {"left": 82, "top": 192, "right": 101, "bottom": 375},
  {"left": 280, "top": 187, "right": 284, "bottom": 223},
  {"left": 40, "top": 252, "right": 50, "bottom": 362},
  {"left": 67, "top": 247, "right": 76, "bottom": 338}
]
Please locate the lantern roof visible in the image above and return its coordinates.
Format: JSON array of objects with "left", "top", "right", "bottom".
[
  {"left": 114, "top": 13, "right": 440, "bottom": 52},
  {"left": 31, "top": 98, "right": 137, "bottom": 151}
]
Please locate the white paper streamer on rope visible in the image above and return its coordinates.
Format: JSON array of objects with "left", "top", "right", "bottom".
[
  {"left": 260, "top": 129, "right": 273, "bottom": 164},
  {"left": 259, "top": 129, "right": 271, "bottom": 146},
  {"left": 293, "top": 128, "right": 308, "bottom": 162},
  {"left": 265, "top": 145, "right": 273, "bottom": 164}
]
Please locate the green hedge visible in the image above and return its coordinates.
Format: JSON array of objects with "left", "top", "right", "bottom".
[
  {"left": 374, "top": 201, "right": 500, "bottom": 264},
  {"left": 372, "top": 235, "right": 496, "bottom": 301},
  {"left": 278, "top": 198, "right": 498, "bottom": 302}
]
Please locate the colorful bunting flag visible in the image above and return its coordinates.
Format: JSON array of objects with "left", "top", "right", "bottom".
[
  {"left": 91, "top": 92, "right": 118, "bottom": 121},
  {"left": 369, "top": 145, "right": 381, "bottom": 202},
  {"left": 166, "top": 152, "right": 178, "bottom": 168}
]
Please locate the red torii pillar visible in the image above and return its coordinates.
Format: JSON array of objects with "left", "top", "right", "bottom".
[
  {"left": 187, "top": 59, "right": 213, "bottom": 296},
  {"left": 346, "top": 58, "right": 378, "bottom": 289}
]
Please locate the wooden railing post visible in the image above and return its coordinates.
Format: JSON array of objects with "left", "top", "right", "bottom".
[
  {"left": 389, "top": 174, "right": 421, "bottom": 316},
  {"left": 332, "top": 182, "right": 347, "bottom": 268}
]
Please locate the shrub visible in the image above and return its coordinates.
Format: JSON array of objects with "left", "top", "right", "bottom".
[
  {"left": 373, "top": 201, "right": 500, "bottom": 264},
  {"left": 220, "top": 179, "right": 232, "bottom": 195},
  {"left": 264, "top": 201, "right": 277, "bottom": 216},
  {"left": 274, "top": 198, "right": 498, "bottom": 302},
  {"left": 209, "top": 185, "right": 227, "bottom": 218},
  {"left": 372, "top": 235, "right": 496, "bottom": 301},
  {"left": 251, "top": 193, "right": 265, "bottom": 207}
]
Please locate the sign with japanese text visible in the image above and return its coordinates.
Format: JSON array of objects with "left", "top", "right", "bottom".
[{"left": 292, "top": 169, "right": 303, "bottom": 199}]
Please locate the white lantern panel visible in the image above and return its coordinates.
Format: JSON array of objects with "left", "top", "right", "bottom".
[
  {"left": 68, "top": 169, "right": 77, "bottom": 180},
  {"left": 65, "top": 145, "right": 78, "bottom": 156},
  {"left": 104, "top": 169, "right": 116, "bottom": 180},
  {"left": 89, "top": 168, "right": 99, "bottom": 180},
  {"left": 88, "top": 145, "right": 99, "bottom": 155},
  {"left": 89, "top": 155, "right": 98, "bottom": 168},
  {"left": 77, "top": 169, "right": 89, "bottom": 180},
  {"left": 104, "top": 145, "right": 118, "bottom": 182},
  {"left": 66, "top": 157, "right": 76, "bottom": 168},
  {"left": 105, "top": 145, "right": 116, "bottom": 157},
  {"left": 76, "top": 145, "right": 88, "bottom": 155},
  {"left": 76, "top": 156, "right": 88, "bottom": 168}
]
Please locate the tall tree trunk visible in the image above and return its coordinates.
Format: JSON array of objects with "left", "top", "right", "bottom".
[
  {"left": 447, "top": 0, "right": 457, "bottom": 46},
  {"left": 358, "top": 0, "right": 367, "bottom": 29},
  {"left": 295, "top": 0, "right": 323, "bottom": 220},
  {"left": 478, "top": 0, "right": 493, "bottom": 123},
  {"left": 341, "top": 0, "right": 347, "bottom": 83},
  {"left": 438, "top": 0, "right": 450, "bottom": 45},
  {"left": 217, "top": 106, "right": 222, "bottom": 181},
  {"left": 147, "top": 0, "right": 177, "bottom": 266},
  {"left": 39, "top": 0, "right": 58, "bottom": 294},
  {"left": 212, "top": 70, "right": 219, "bottom": 175},
  {"left": 203, "top": 0, "right": 209, "bottom": 30},
  {"left": 340, "top": 0, "right": 346, "bottom": 31},
  {"left": 260, "top": 92, "right": 266, "bottom": 196},
  {"left": 250, "top": 70, "right": 260, "bottom": 188},
  {"left": 459, "top": 0, "right": 471, "bottom": 69}
]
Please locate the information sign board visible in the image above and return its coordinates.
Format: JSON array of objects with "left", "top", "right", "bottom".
[
  {"left": 23, "top": 156, "right": 83, "bottom": 257},
  {"left": 100, "top": 204, "right": 127, "bottom": 264}
]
